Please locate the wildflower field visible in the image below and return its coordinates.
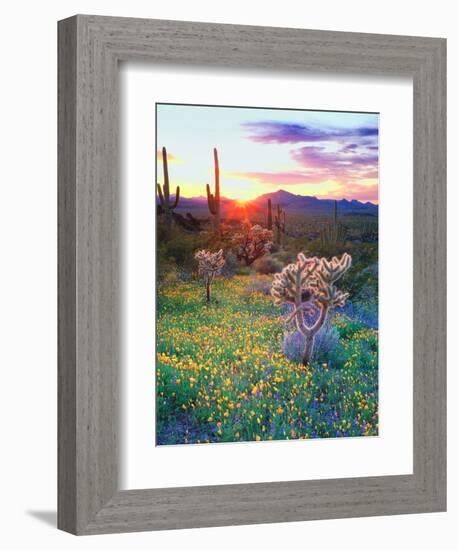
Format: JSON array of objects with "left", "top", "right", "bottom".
[{"left": 156, "top": 274, "right": 378, "bottom": 445}]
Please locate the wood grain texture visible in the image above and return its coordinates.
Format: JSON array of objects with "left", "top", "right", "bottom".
[
  {"left": 57, "top": 14, "right": 446, "bottom": 535},
  {"left": 57, "top": 16, "right": 77, "bottom": 533}
]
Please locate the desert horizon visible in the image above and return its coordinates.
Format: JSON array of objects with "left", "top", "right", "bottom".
[{"left": 156, "top": 186, "right": 379, "bottom": 206}]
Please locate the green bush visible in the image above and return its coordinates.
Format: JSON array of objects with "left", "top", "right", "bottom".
[
  {"left": 253, "top": 256, "right": 282, "bottom": 275},
  {"left": 157, "top": 228, "right": 204, "bottom": 282}
]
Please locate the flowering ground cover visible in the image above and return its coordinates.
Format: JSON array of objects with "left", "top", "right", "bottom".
[{"left": 156, "top": 275, "right": 378, "bottom": 445}]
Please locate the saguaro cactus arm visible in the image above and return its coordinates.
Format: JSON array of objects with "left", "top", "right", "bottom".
[
  {"left": 156, "top": 182, "right": 165, "bottom": 205},
  {"left": 170, "top": 186, "right": 180, "bottom": 209},
  {"left": 206, "top": 183, "right": 217, "bottom": 215},
  {"left": 157, "top": 146, "right": 181, "bottom": 211}
]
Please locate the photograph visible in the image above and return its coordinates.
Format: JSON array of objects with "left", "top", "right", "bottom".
[{"left": 156, "top": 103, "right": 379, "bottom": 445}]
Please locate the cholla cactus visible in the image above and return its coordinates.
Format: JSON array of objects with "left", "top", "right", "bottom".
[
  {"left": 231, "top": 222, "right": 273, "bottom": 265},
  {"left": 272, "top": 252, "right": 352, "bottom": 366},
  {"left": 194, "top": 249, "right": 225, "bottom": 302}
]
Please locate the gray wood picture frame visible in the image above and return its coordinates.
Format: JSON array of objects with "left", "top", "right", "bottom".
[{"left": 58, "top": 14, "right": 446, "bottom": 535}]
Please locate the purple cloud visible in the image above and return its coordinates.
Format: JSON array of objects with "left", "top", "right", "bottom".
[
  {"left": 291, "top": 146, "right": 378, "bottom": 171},
  {"left": 242, "top": 121, "right": 378, "bottom": 144},
  {"left": 341, "top": 143, "right": 359, "bottom": 152},
  {"left": 228, "top": 141, "right": 378, "bottom": 188}
]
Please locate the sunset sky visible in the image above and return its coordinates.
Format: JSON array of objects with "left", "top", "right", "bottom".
[{"left": 156, "top": 104, "right": 379, "bottom": 203}]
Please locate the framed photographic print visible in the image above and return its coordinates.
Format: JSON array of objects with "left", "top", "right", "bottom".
[
  {"left": 58, "top": 15, "right": 446, "bottom": 534},
  {"left": 154, "top": 103, "right": 379, "bottom": 447}
]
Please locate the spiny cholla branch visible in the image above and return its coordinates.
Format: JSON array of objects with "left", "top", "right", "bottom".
[
  {"left": 271, "top": 252, "right": 352, "bottom": 365},
  {"left": 194, "top": 249, "right": 225, "bottom": 302},
  {"left": 310, "top": 254, "right": 352, "bottom": 309}
]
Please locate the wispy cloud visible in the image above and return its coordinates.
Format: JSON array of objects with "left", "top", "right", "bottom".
[
  {"left": 242, "top": 121, "right": 378, "bottom": 144},
  {"left": 156, "top": 150, "right": 184, "bottom": 164},
  {"left": 293, "top": 145, "right": 378, "bottom": 186},
  {"left": 227, "top": 142, "right": 378, "bottom": 188},
  {"left": 291, "top": 145, "right": 378, "bottom": 175}
]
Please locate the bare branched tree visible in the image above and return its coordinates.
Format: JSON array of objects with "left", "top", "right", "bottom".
[{"left": 231, "top": 222, "right": 273, "bottom": 266}]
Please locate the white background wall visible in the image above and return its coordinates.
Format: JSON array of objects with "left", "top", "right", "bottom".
[{"left": 0, "top": 1, "right": 454, "bottom": 548}]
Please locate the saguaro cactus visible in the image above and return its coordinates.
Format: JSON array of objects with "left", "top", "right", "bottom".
[
  {"left": 157, "top": 146, "right": 180, "bottom": 238},
  {"left": 274, "top": 204, "right": 286, "bottom": 245},
  {"left": 206, "top": 148, "right": 221, "bottom": 233},
  {"left": 267, "top": 199, "right": 273, "bottom": 230},
  {"left": 194, "top": 249, "right": 225, "bottom": 302},
  {"left": 271, "top": 252, "right": 352, "bottom": 366},
  {"left": 320, "top": 200, "right": 346, "bottom": 246}
]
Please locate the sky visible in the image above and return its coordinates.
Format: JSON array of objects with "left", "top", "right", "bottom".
[{"left": 156, "top": 103, "right": 379, "bottom": 203}]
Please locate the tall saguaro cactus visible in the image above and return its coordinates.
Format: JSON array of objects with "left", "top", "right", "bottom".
[
  {"left": 157, "top": 146, "right": 180, "bottom": 238},
  {"left": 206, "top": 148, "right": 221, "bottom": 233},
  {"left": 274, "top": 204, "right": 286, "bottom": 245},
  {"left": 267, "top": 199, "right": 273, "bottom": 230},
  {"left": 320, "top": 200, "right": 346, "bottom": 246},
  {"left": 272, "top": 252, "right": 352, "bottom": 366}
]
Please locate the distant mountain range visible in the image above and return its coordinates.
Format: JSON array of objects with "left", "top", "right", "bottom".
[
  {"left": 250, "top": 190, "right": 378, "bottom": 215},
  {"left": 167, "top": 189, "right": 378, "bottom": 217}
]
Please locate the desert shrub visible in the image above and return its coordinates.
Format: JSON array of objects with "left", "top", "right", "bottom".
[
  {"left": 351, "top": 243, "right": 378, "bottom": 265},
  {"left": 340, "top": 262, "right": 378, "bottom": 302},
  {"left": 330, "top": 312, "right": 378, "bottom": 369},
  {"left": 314, "top": 323, "right": 341, "bottom": 360},
  {"left": 287, "top": 236, "right": 311, "bottom": 256},
  {"left": 158, "top": 264, "right": 180, "bottom": 286},
  {"left": 306, "top": 239, "right": 349, "bottom": 258},
  {"left": 270, "top": 249, "right": 296, "bottom": 265},
  {"left": 220, "top": 250, "right": 239, "bottom": 278},
  {"left": 177, "top": 268, "right": 193, "bottom": 282},
  {"left": 282, "top": 330, "right": 304, "bottom": 363},
  {"left": 253, "top": 255, "right": 282, "bottom": 275},
  {"left": 157, "top": 229, "right": 206, "bottom": 283},
  {"left": 282, "top": 323, "right": 340, "bottom": 364},
  {"left": 342, "top": 299, "right": 378, "bottom": 329},
  {"left": 159, "top": 230, "right": 201, "bottom": 267},
  {"left": 269, "top": 242, "right": 281, "bottom": 254},
  {"left": 245, "top": 275, "right": 273, "bottom": 296},
  {"left": 235, "top": 264, "right": 251, "bottom": 276}
]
